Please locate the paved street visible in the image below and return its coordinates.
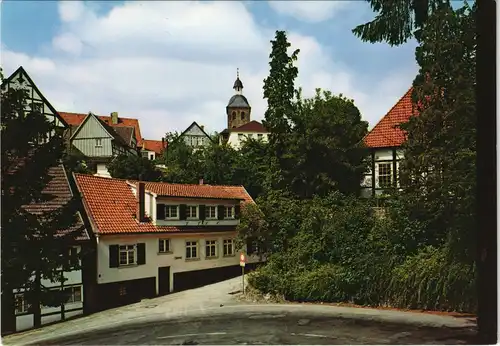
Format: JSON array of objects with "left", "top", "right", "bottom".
[{"left": 2, "top": 276, "right": 477, "bottom": 345}]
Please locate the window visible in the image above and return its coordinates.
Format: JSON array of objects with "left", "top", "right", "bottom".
[
  {"left": 149, "top": 154, "right": 154, "bottom": 160},
  {"left": 186, "top": 205, "right": 198, "bottom": 219},
  {"left": 95, "top": 138, "right": 102, "bottom": 147},
  {"left": 158, "top": 239, "right": 171, "bottom": 253},
  {"left": 248, "top": 240, "right": 259, "bottom": 255},
  {"left": 15, "top": 294, "right": 29, "bottom": 314},
  {"left": 378, "top": 163, "right": 392, "bottom": 188},
  {"left": 205, "top": 206, "right": 217, "bottom": 219},
  {"left": 65, "top": 286, "right": 82, "bottom": 303},
  {"left": 232, "top": 111, "right": 236, "bottom": 120},
  {"left": 165, "top": 205, "right": 179, "bottom": 219},
  {"left": 224, "top": 206, "right": 234, "bottom": 219},
  {"left": 205, "top": 240, "right": 218, "bottom": 258},
  {"left": 223, "top": 239, "right": 234, "bottom": 256},
  {"left": 257, "top": 134, "right": 263, "bottom": 139},
  {"left": 240, "top": 111, "right": 245, "bottom": 120},
  {"left": 142, "top": 151, "right": 149, "bottom": 158},
  {"left": 186, "top": 241, "right": 198, "bottom": 259},
  {"left": 119, "top": 245, "right": 136, "bottom": 266}
]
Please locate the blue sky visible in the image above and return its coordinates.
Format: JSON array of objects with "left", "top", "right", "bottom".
[{"left": 1, "top": 1, "right": 419, "bottom": 140}]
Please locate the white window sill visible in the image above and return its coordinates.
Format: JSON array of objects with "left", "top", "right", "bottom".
[
  {"left": 185, "top": 257, "right": 200, "bottom": 262},
  {"left": 118, "top": 263, "right": 138, "bottom": 268},
  {"left": 223, "top": 254, "right": 235, "bottom": 257},
  {"left": 186, "top": 218, "right": 199, "bottom": 221},
  {"left": 158, "top": 251, "right": 173, "bottom": 255},
  {"left": 206, "top": 256, "right": 219, "bottom": 260},
  {"left": 164, "top": 218, "right": 179, "bottom": 221},
  {"left": 223, "top": 217, "right": 235, "bottom": 220}
]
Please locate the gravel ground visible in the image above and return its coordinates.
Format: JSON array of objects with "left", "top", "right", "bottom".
[{"left": 2, "top": 276, "right": 477, "bottom": 346}]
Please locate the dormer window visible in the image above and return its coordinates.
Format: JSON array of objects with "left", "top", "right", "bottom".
[
  {"left": 165, "top": 205, "right": 179, "bottom": 219},
  {"left": 224, "top": 206, "right": 235, "bottom": 219},
  {"left": 186, "top": 205, "right": 198, "bottom": 219},
  {"left": 205, "top": 206, "right": 217, "bottom": 219}
]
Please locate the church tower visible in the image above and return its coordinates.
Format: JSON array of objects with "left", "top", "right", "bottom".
[{"left": 226, "top": 69, "right": 251, "bottom": 129}]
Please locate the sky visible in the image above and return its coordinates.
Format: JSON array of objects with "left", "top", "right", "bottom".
[{"left": 1, "top": 0, "right": 419, "bottom": 140}]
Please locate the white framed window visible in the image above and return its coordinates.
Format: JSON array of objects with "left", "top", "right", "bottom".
[
  {"left": 142, "top": 151, "right": 149, "bottom": 158},
  {"left": 378, "top": 163, "right": 392, "bottom": 188},
  {"left": 205, "top": 206, "right": 217, "bottom": 219},
  {"left": 205, "top": 240, "right": 218, "bottom": 258},
  {"left": 186, "top": 241, "right": 199, "bottom": 260},
  {"left": 186, "top": 205, "right": 198, "bottom": 219},
  {"left": 158, "top": 239, "right": 171, "bottom": 253},
  {"left": 95, "top": 138, "right": 102, "bottom": 147},
  {"left": 65, "top": 286, "right": 82, "bottom": 303},
  {"left": 223, "top": 239, "right": 234, "bottom": 256},
  {"left": 119, "top": 245, "right": 136, "bottom": 266},
  {"left": 223, "top": 206, "right": 235, "bottom": 219},
  {"left": 15, "top": 293, "right": 29, "bottom": 314},
  {"left": 165, "top": 205, "right": 179, "bottom": 219}
]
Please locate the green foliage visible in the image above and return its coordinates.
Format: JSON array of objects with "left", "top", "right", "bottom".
[
  {"left": 352, "top": 0, "right": 451, "bottom": 46},
  {"left": 107, "top": 154, "right": 162, "bottom": 181},
  {"left": 1, "top": 70, "right": 82, "bottom": 322}
]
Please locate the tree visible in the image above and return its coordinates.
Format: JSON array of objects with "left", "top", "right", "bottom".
[
  {"left": 234, "top": 138, "right": 271, "bottom": 199},
  {"left": 107, "top": 154, "right": 162, "bottom": 181},
  {"left": 398, "top": 1, "right": 476, "bottom": 263},
  {"left": 160, "top": 132, "right": 204, "bottom": 184},
  {"left": 262, "top": 30, "right": 300, "bottom": 191},
  {"left": 352, "top": 0, "right": 451, "bottom": 46},
  {"left": 281, "top": 89, "right": 369, "bottom": 198},
  {"left": 1, "top": 70, "right": 81, "bottom": 332},
  {"left": 201, "top": 141, "right": 239, "bottom": 185}
]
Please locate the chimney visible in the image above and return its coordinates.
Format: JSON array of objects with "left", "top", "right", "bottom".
[
  {"left": 199, "top": 178, "right": 204, "bottom": 185},
  {"left": 200, "top": 125, "right": 204, "bottom": 130},
  {"left": 137, "top": 182, "right": 146, "bottom": 222},
  {"left": 161, "top": 137, "right": 165, "bottom": 149},
  {"left": 111, "top": 112, "right": 119, "bottom": 125}
]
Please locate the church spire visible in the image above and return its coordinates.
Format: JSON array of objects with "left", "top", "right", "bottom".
[{"left": 233, "top": 68, "right": 243, "bottom": 95}]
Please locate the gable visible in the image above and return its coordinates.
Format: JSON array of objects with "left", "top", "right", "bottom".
[
  {"left": 364, "top": 87, "right": 416, "bottom": 149},
  {"left": 183, "top": 123, "right": 208, "bottom": 137},
  {"left": 72, "top": 114, "right": 113, "bottom": 140},
  {"left": 2, "top": 66, "right": 68, "bottom": 129}
]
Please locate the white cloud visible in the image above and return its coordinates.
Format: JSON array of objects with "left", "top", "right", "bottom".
[
  {"left": 2, "top": 1, "right": 416, "bottom": 140},
  {"left": 268, "top": 1, "right": 349, "bottom": 23}
]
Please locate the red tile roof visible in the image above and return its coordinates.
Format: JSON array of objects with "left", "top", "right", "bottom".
[
  {"left": 59, "top": 112, "right": 143, "bottom": 147},
  {"left": 22, "top": 165, "right": 89, "bottom": 241},
  {"left": 232, "top": 120, "right": 268, "bottom": 133},
  {"left": 142, "top": 139, "right": 167, "bottom": 155},
  {"left": 73, "top": 174, "right": 254, "bottom": 235},
  {"left": 364, "top": 87, "right": 418, "bottom": 148}
]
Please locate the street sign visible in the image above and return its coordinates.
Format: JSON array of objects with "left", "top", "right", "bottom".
[{"left": 239, "top": 253, "right": 246, "bottom": 267}]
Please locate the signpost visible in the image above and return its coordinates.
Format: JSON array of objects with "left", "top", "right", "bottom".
[{"left": 240, "top": 252, "right": 246, "bottom": 294}]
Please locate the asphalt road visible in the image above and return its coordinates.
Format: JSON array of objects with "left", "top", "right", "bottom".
[
  {"left": 33, "top": 307, "right": 476, "bottom": 345},
  {"left": 3, "top": 276, "right": 477, "bottom": 345}
]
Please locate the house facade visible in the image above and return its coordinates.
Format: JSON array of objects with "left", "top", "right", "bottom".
[
  {"left": 1, "top": 66, "right": 69, "bottom": 142},
  {"left": 141, "top": 138, "right": 167, "bottom": 161},
  {"left": 361, "top": 88, "right": 414, "bottom": 198},
  {"left": 73, "top": 174, "right": 262, "bottom": 312},
  {"left": 11, "top": 165, "right": 90, "bottom": 332},
  {"left": 178, "top": 121, "right": 212, "bottom": 149},
  {"left": 221, "top": 120, "right": 269, "bottom": 149},
  {"left": 66, "top": 112, "right": 139, "bottom": 177}
]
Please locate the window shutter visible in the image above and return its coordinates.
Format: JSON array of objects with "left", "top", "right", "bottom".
[
  {"left": 234, "top": 204, "right": 241, "bottom": 219},
  {"left": 179, "top": 204, "right": 187, "bottom": 220},
  {"left": 199, "top": 205, "right": 206, "bottom": 220},
  {"left": 109, "top": 245, "right": 119, "bottom": 268},
  {"left": 137, "top": 243, "right": 146, "bottom": 265},
  {"left": 217, "top": 205, "right": 224, "bottom": 220},
  {"left": 156, "top": 203, "right": 165, "bottom": 220}
]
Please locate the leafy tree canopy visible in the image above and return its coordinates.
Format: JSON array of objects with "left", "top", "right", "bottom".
[{"left": 107, "top": 154, "right": 163, "bottom": 181}]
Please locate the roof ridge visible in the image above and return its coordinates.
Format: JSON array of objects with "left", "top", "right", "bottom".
[{"left": 59, "top": 111, "right": 139, "bottom": 121}]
